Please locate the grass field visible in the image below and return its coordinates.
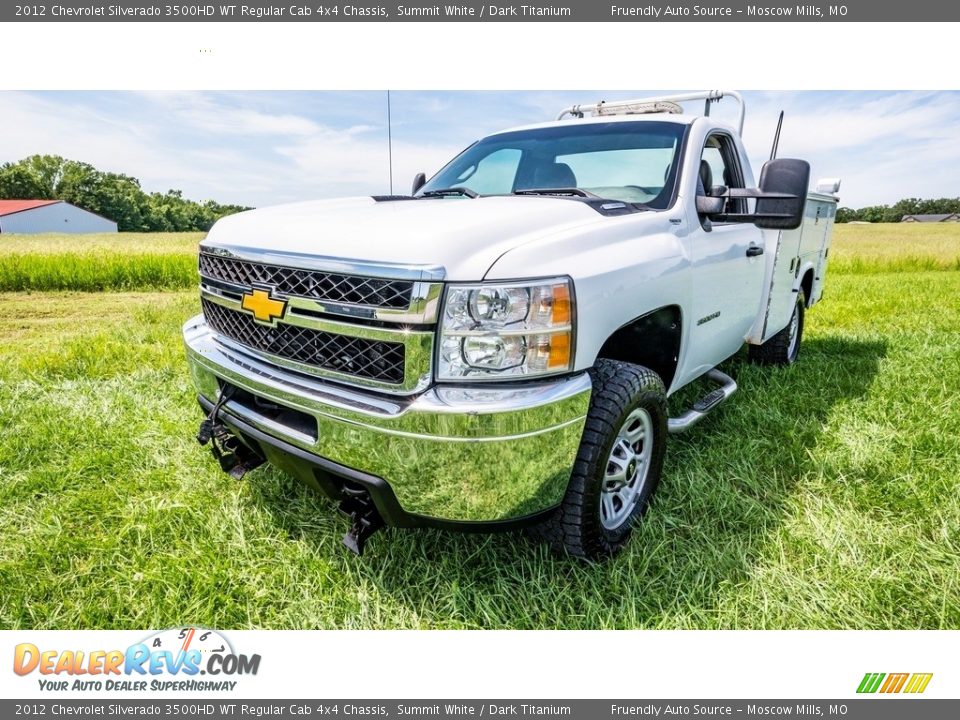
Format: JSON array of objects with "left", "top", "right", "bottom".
[
  {"left": 1, "top": 224, "right": 959, "bottom": 291},
  {"left": 0, "top": 232, "right": 203, "bottom": 291},
  {"left": 0, "top": 225, "right": 958, "bottom": 629}
]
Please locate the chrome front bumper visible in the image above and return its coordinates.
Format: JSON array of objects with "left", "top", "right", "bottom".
[{"left": 183, "top": 315, "right": 592, "bottom": 523}]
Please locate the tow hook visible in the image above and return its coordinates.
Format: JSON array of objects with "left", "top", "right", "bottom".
[
  {"left": 338, "top": 486, "right": 384, "bottom": 556},
  {"left": 197, "top": 388, "right": 265, "bottom": 480}
]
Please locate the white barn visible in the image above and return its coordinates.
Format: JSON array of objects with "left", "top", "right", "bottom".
[
  {"left": 901, "top": 213, "right": 960, "bottom": 223},
  {"left": 0, "top": 200, "right": 118, "bottom": 234}
]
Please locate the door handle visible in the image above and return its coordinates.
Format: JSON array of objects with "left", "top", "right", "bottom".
[{"left": 746, "top": 244, "right": 764, "bottom": 258}]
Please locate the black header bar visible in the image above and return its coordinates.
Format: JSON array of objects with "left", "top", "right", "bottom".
[
  {"left": 1, "top": 700, "right": 959, "bottom": 719},
  {"left": 5, "top": 0, "right": 960, "bottom": 22}
]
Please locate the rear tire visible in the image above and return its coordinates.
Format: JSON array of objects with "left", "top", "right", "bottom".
[
  {"left": 748, "top": 290, "right": 806, "bottom": 366},
  {"left": 534, "top": 359, "right": 667, "bottom": 560}
]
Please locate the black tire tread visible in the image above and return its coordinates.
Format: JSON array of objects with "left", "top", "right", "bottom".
[
  {"left": 533, "top": 359, "right": 667, "bottom": 560},
  {"left": 748, "top": 290, "right": 805, "bottom": 366}
]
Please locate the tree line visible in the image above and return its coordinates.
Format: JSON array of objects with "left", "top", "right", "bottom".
[
  {"left": 0, "top": 155, "right": 249, "bottom": 232},
  {"left": 5, "top": 154, "right": 956, "bottom": 228},
  {"left": 837, "top": 197, "right": 960, "bottom": 223}
]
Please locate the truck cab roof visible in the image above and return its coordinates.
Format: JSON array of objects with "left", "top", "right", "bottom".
[{"left": 488, "top": 112, "right": 723, "bottom": 140}]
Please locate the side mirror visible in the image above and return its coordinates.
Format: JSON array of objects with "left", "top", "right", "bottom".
[
  {"left": 411, "top": 172, "right": 426, "bottom": 195},
  {"left": 754, "top": 158, "right": 810, "bottom": 230},
  {"left": 696, "top": 195, "right": 725, "bottom": 215}
]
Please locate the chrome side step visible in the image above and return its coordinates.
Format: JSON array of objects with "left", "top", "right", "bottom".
[{"left": 667, "top": 368, "right": 738, "bottom": 434}]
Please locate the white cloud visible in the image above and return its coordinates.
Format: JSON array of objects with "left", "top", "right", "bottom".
[
  {"left": 0, "top": 91, "right": 451, "bottom": 205},
  {"left": 740, "top": 91, "right": 960, "bottom": 206},
  {"left": 273, "top": 129, "right": 459, "bottom": 196},
  {"left": 0, "top": 92, "right": 205, "bottom": 186},
  {"left": 1, "top": 90, "right": 958, "bottom": 209},
  {"left": 134, "top": 93, "right": 324, "bottom": 136}
]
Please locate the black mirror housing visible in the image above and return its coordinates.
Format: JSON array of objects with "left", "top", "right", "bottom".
[
  {"left": 754, "top": 158, "right": 810, "bottom": 230},
  {"left": 696, "top": 195, "right": 725, "bottom": 215},
  {"left": 411, "top": 172, "right": 427, "bottom": 195}
]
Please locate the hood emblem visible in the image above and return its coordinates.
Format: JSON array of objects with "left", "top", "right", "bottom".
[{"left": 241, "top": 288, "right": 287, "bottom": 324}]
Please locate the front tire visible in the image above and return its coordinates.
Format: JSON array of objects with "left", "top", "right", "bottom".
[
  {"left": 748, "top": 290, "right": 806, "bottom": 366},
  {"left": 536, "top": 359, "right": 667, "bottom": 560}
]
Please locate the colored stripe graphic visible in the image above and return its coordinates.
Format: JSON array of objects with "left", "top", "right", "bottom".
[
  {"left": 857, "top": 672, "right": 932, "bottom": 694},
  {"left": 880, "top": 673, "right": 909, "bottom": 693},
  {"left": 903, "top": 673, "right": 934, "bottom": 694},
  {"left": 857, "top": 673, "right": 885, "bottom": 693}
]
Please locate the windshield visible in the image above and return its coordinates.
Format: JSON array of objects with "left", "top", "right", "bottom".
[{"left": 419, "top": 120, "right": 687, "bottom": 208}]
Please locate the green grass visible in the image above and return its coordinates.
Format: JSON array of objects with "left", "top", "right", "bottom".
[
  {"left": 1, "top": 224, "right": 959, "bottom": 292},
  {"left": 0, "top": 228, "right": 959, "bottom": 629},
  {"left": 0, "top": 232, "right": 204, "bottom": 256},
  {"left": 830, "top": 223, "right": 960, "bottom": 273},
  {"left": 0, "top": 232, "right": 202, "bottom": 291}
]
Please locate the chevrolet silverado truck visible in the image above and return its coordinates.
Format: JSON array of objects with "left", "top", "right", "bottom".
[{"left": 184, "top": 90, "right": 840, "bottom": 559}]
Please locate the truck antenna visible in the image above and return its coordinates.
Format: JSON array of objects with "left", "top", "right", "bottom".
[
  {"left": 387, "top": 90, "right": 394, "bottom": 194},
  {"left": 770, "top": 110, "right": 784, "bottom": 161}
]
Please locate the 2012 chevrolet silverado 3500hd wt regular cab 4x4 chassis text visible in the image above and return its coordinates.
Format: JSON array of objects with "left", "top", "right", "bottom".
[{"left": 185, "top": 91, "right": 840, "bottom": 559}]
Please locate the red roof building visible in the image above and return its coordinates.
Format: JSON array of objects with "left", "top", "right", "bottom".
[
  {"left": 0, "top": 199, "right": 62, "bottom": 216},
  {"left": 0, "top": 199, "right": 117, "bottom": 234}
]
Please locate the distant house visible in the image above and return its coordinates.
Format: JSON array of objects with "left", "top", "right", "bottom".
[
  {"left": 0, "top": 199, "right": 118, "bottom": 234},
  {"left": 900, "top": 213, "right": 960, "bottom": 223}
]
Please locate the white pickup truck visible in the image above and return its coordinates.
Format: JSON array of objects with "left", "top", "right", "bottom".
[{"left": 184, "top": 91, "right": 840, "bottom": 559}]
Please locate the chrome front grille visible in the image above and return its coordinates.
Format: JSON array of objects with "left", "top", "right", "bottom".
[
  {"left": 201, "top": 298, "right": 406, "bottom": 384},
  {"left": 196, "top": 246, "right": 443, "bottom": 394},
  {"left": 199, "top": 252, "right": 414, "bottom": 309}
]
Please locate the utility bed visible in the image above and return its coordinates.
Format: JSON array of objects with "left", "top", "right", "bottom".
[{"left": 751, "top": 190, "right": 839, "bottom": 344}]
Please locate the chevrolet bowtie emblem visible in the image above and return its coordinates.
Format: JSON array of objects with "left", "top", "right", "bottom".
[{"left": 241, "top": 288, "right": 287, "bottom": 324}]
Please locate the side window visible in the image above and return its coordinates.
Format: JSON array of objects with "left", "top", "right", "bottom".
[
  {"left": 700, "top": 135, "right": 746, "bottom": 214},
  {"left": 452, "top": 148, "right": 522, "bottom": 195}
]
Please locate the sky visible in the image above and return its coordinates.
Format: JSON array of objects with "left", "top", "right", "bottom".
[{"left": 1, "top": 90, "right": 958, "bottom": 209}]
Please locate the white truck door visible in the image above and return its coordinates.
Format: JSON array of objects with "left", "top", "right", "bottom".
[{"left": 686, "top": 133, "right": 766, "bottom": 376}]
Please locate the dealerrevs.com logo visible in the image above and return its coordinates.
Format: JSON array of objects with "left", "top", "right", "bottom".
[{"left": 13, "top": 627, "right": 261, "bottom": 693}]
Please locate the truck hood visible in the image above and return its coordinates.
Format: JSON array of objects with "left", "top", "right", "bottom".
[{"left": 203, "top": 196, "right": 607, "bottom": 281}]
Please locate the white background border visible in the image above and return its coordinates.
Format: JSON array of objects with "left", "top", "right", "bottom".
[
  {"left": 0, "top": 22, "right": 955, "bottom": 90},
  {"left": 1, "top": 18, "right": 957, "bottom": 702},
  {"left": 3, "top": 630, "right": 958, "bottom": 699}
]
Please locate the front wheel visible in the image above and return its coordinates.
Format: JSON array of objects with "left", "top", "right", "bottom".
[
  {"left": 748, "top": 289, "right": 806, "bottom": 366},
  {"left": 535, "top": 359, "right": 667, "bottom": 560}
]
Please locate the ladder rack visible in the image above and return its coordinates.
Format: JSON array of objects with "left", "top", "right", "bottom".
[{"left": 556, "top": 90, "right": 746, "bottom": 136}]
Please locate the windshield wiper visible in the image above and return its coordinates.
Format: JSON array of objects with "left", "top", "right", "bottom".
[
  {"left": 512, "top": 187, "right": 601, "bottom": 199},
  {"left": 510, "top": 188, "right": 653, "bottom": 216},
  {"left": 419, "top": 187, "right": 479, "bottom": 199}
]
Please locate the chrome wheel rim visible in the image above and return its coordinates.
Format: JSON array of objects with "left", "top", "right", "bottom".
[
  {"left": 600, "top": 407, "right": 654, "bottom": 531},
  {"left": 787, "top": 301, "right": 801, "bottom": 358}
]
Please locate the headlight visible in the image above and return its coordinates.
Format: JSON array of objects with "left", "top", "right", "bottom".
[{"left": 437, "top": 278, "right": 575, "bottom": 381}]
